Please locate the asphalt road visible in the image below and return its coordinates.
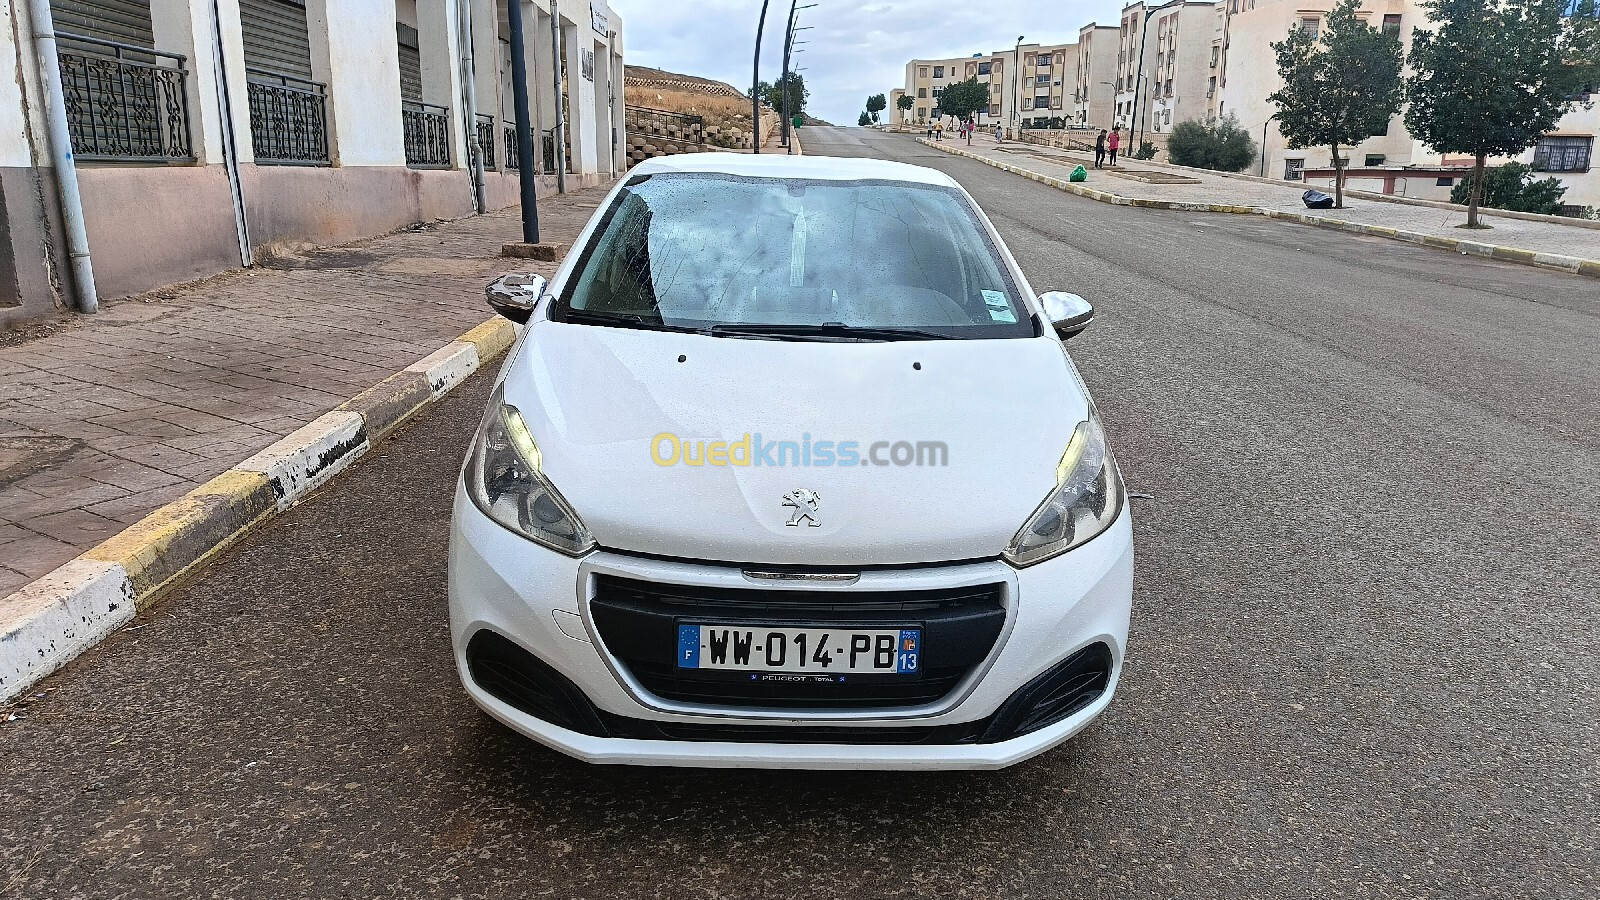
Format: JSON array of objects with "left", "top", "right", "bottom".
[{"left": 3, "top": 127, "right": 1596, "bottom": 899}]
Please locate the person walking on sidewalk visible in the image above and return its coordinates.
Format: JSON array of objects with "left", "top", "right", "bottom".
[
  {"left": 995, "top": 123, "right": 1003, "bottom": 142},
  {"left": 935, "top": 121, "right": 945, "bottom": 141},
  {"left": 1094, "top": 130, "right": 1107, "bottom": 168},
  {"left": 1107, "top": 128, "right": 1121, "bottom": 166}
]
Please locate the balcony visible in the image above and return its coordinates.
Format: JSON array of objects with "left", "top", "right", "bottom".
[
  {"left": 504, "top": 125, "right": 519, "bottom": 170},
  {"left": 402, "top": 100, "right": 451, "bottom": 168},
  {"left": 56, "top": 34, "right": 192, "bottom": 163},
  {"left": 246, "top": 70, "right": 329, "bottom": 165},
  {"left": 475, "top": 113, "right": 496, "bottom": 170}
]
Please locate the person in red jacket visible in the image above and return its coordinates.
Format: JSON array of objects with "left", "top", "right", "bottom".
[{"left": 1107, "top": 128, "right": 1121, "bottom": 166}]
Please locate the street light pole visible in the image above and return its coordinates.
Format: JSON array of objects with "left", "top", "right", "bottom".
[
  {"left": 1010, "top": 35, "right": 1023, "bottom": 138},
  {"left": 506, "top": 0, "right": 539, "bottom": 242},
  {"left": 1128, "top": 6, "right": 1156, "bottom": 160},
  {"left": 1260, "top": 113, "right": 1278, "bottom": 177},
  {"left": 781, "top": 6, "right": 815, "bottom": 154},
  {"left": 752, "top": 0, "right": 772, "bottom": 154}
]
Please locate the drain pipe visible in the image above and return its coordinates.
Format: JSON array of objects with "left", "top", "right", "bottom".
[
  {"left": 26, "top": 0, "right": 97, "bottom": 313},
  {"left": 550, "top": 0, "right": 566, "bottom": 193},
  {"left": 457, "top": 0, "right": 486, "bottom": 214}
]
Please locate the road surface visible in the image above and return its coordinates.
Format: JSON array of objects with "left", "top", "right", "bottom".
[{"left": 3, "top": 127, "right": 1595, "bottom": 899}]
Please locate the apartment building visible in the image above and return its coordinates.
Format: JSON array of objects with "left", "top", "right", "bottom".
[
  {"left": 902, "top": 42, "right": 1076, "bottom": 128},
  {"left": 1074, "top": 24, "right": 1119, "bottom": 126},
  {"left": 1113, "top": 1, "right": 1217, "bottom": 136},
  {"left": 1, "top": 0, "right": 624, "bottom": 326}
]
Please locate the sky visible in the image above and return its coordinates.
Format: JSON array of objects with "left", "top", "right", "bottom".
[{"left": 610, "top": 0, "right": 1110, "bottom": 128}]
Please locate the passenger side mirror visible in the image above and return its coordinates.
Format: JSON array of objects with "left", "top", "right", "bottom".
[
  {"left": 485, "top": 273, "right": 547, "bottom": 324},
  {"left": 1039, "top": 291, "right": 1094, "bottom": 340}
]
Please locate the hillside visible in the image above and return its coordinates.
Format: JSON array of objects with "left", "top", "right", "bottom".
[{"left": 623, "top": 65, "right": 832, "bottom": 127}]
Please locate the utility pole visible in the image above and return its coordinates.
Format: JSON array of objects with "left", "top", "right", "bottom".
[
  {"left": 550, "top": 0, "right": 567, "bottom": 193},
  {"left": 1010, "top": 36, "right": 1023, "bottom": 138},
  {"left": 780, "top": 2, "right": 816, "bottom": 154},
  {"left": 752, "top": 0, "right": 772, "bottom": 153},
  {"left": 506, "top": 0, "right": 539, "bottom": 242}
]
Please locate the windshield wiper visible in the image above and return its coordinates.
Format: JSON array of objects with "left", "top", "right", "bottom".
[
  {"left": 704, "top": 322, "right": 949, "bottom": 341},
  {"left": 558, "top": 309, "right": 698, "bottom": 333}
]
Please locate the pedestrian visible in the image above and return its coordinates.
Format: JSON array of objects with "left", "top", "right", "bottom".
[
  {"left": 995, "top": 123, "right": 1003, "bottom": 142},
  {"left": 935, "top": 121, "right": 944, "bottom": 141},
  {"left": 1094, "top": 129, "right": 1107, "bottom": 168},
  {"left": 1107, "top": 128, "right": 1121, "bottom": 166}
]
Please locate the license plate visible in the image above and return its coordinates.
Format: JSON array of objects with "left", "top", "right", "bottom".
[{"left": 677, "top": 625, "right": 921, "bottom": 675}]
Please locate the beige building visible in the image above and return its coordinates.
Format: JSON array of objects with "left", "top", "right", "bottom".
[
  {"left": 1074, "top": 24, "right": 1119, "bottom": 126},
  {"left": 902, "top": 41, "right": 1076, "bottom": 129},
  {"left": 1114, "top": 1, "right": 1218, "bottom": 137}
]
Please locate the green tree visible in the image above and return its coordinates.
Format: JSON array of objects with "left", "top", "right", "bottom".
[
  {"left": 758, "top": 73, "right": 809, "bottom": 118},
  {"left": 858, "top": 110, "right": 872, "bottom": 127},
  {"left": 1269, "top": 0, "right": 1404, "bottom": 208},
  {"left": 1406, "top": 0, "right": 1597, "bottom": 227},
  {"left": 866, "top": 93, "right": 887, "bottom": 124},
  {"left": 1448, "top": 161, "right": 1567, "bottom": 213},
  {"left": 896, "top": 93, "right": 914, "bottom": 120},
  {"left": 1167, "top": 115, "right": 1258, "bottom": 171},
  {"left": 932, "top": 77, "right": 989, "bottom": 123}
]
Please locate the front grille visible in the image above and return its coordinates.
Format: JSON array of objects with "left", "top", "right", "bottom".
[{"left": 590, "top": 575, "right": 1007, "bottom": 710}]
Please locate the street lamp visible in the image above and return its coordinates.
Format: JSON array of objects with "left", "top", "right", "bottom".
[
  {"left": 1259, "top": 112, "right": 1279, "bottom": 177},
  {"left": 752, "top": 1, "right": 772, "bottom": 154},
  {"left": 1010, "top": 35, "right": 1024, "bottom": 138},
  {"left": 781, "top": 2, "right": 817, "bottom": 154},
  {"left": 1127, "top": 1, "right": 1178, "bottom": 156}
]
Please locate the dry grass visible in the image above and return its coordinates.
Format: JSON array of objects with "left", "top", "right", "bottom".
[{"left": 625, "top": 85, "right": 754, "bottom": 131}]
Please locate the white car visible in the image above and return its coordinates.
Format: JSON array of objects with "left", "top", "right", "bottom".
[{"left": 448, "top": 153, "right": 1132, "bottom": 770}]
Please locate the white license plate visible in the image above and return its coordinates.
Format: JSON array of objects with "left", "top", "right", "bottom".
[{"left": 677, "top": 624, "right": 921, "bottom": 675}]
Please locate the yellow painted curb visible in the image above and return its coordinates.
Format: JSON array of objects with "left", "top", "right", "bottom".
[{"left": 459, "top": 318, "right": 517, "bottom": 359}]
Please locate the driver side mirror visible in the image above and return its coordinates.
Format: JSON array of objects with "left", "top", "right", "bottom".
[
  {"left": 1039, "top": 291, "right": 1094, "bottom": 340},
  {"left": 485, "top": 273, "right": 547, "bottom": 324}
]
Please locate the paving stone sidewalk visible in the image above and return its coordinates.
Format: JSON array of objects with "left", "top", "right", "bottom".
[
  {"left": 957, "top": 133, "right": 1600, "bottom": 262},
  {"left": 0, "top": 186, "right": 612, "bottom": 597}
]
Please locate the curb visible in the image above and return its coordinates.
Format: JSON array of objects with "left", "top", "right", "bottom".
[
  {"left": 0, "top": 316, "right": 520, "bottom": 704},
  {"left": 918, "top": 138, "right": 1600, "bottom": 278}
]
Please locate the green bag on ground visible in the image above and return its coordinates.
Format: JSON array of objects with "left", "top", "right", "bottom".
[{"left": 1070, "top": 165, "right": 1088, "bottom": 182}]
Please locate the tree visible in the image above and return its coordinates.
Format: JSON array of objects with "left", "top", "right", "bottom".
[
  {"left": 932, "top": 77, "right": 989, "bottom": 123},
  {"left": 1448, "top": 161, "right": 1567, "bottom": 213},
  {"left": 1269, "top": 0, "right": 1404, "bottom": 208},
  {"left": 758, "top": 73, "right": 808, "bottom": 118},
  {"left": 858, "top": 110, "right": 872, "bottom": 127},
  {"left": 1406, "top": 0, "right": 1597, "bottom": 227},
  {"left": 866, "top": 93, "right": 887, "bottom": 124},
  {"left": 896, "top": 93, "right": 915, "bottom": 121},
  {"left": 1167, "top": 115, "right": 1259, "bottom": 171}
]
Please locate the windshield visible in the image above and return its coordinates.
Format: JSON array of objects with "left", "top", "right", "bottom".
[{"left": 555, "top": 172, "right": 1034, "bottom": 339}]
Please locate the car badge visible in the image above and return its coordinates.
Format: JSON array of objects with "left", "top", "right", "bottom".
[{"left": 782, "top": 489, "right": 822, "bottom": 527}]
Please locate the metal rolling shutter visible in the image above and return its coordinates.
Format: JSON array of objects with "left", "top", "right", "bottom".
[
  {"left": 49, "top": 0, "right": 154, "bottom": 47},
  {"left": 239, "top": 0, "right": 313, "bottom": 79},
  {"left": 397, "top": 23, "right": 422, "bottom": 101}
]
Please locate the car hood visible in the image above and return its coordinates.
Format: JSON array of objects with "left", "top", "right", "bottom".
[{"left": 500, "top": 322, "right": 1089, "bottom": 566}]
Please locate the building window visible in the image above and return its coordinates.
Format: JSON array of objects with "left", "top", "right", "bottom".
[
  {"left": 1164, "top": 109, "right": 1172, "bottom": 124},
  {"left": 1533, "top": 135, "right": 1593, "bottom": 171},
  {"left": 1436, "top": 176, "right": 1454, "bottom": 186},
  {"left": 1364, "top": 154, "right": 1386, "bottom": 166},
  {"left": 1382, "top": 14, "right": 1401, "bottom": 33},
  {"left": 918, "top": 67, "right": 928, "bottom": 78},
  {"left": 978, "top": 62, "right": 992, "bottom": 75},
  {"left": 933, "top": 65, "right": 944, "bottom": 78},
  {"left": 917, "top": 87, "right": 926, "bottom": 98},
  {"left": 989, "top": 104, "right": 999, "bottom": 115},
  {"left": 1300, "top": 17, "right": 1320, "bottom": 38},
  {"left": 1285, "top": 158, "right": 1305, "bottom": 181},
  {"left": 1207, "top": 76, "right": 1216, "bottom": 97},
  {"left": 992, "top": 83, "right": 1000, "bottom": 93},
  {"left": 1023, "top": 99, "right": 1034, "bottom": 110},
  {"left": 1210, "top": 45, "right": 1220, "bottom": 67}
]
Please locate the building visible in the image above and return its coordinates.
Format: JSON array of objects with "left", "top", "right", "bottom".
[
  {"left": 889, "top": 87, "right": 907, "bottom": 123},
  {"left": 1114, "top": 1, "right": 1217, "bottom": 137},
  {"left": 902, "top": 42, "right": 1076, "bottom": 129},
  {"left": 1, "top": 0, "right": 624, "bottom": 328},
  {"left": 1074, "top": 24, "right": 1119, "bottom": 126}
]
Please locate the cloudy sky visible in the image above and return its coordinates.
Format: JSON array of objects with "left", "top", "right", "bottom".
[{"left": 610, "top": 0, "right": 1110, "bottom": 127}]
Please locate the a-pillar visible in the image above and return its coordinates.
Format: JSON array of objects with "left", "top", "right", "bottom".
[{"left": 306, "top": 0, "right": 406, "bottom": 166}]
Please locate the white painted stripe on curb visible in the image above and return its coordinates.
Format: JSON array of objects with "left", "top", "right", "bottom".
[
  {"left": 0, "top": 559, "right": 134, "bottom": 702},
  {"left": 406, "top": 341, "right": 481, "bottom": 398},
  {"left": 236, "top": 411, "right": 371, "bottom": 511}
]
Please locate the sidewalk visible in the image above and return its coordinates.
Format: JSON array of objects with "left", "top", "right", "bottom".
[
  {"left": 0, "top": 187, "right": 611, "bottom": 598},
  {"left": 949, "top": 133, "right": 1600, "bottom": 263}
]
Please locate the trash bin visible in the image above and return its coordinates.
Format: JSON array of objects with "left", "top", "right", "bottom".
[
  {"left": 1070, "top": 165, "right": 1088, "bottom": 183},
  {"left": 1302, "top": 189, "right": 1335, "bottom": 209}
]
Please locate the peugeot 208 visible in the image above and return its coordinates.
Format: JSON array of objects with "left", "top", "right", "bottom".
[{"left": 448, "top": 153, "right": 1132, "bottom": 769}]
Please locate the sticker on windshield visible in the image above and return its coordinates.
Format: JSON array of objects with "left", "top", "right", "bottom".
[
  {"left": 981, "top": 290, "right": 1009, "bottom": 308},
  {"left": 988, "top": 307, "right": 1017, "bottom": 323}
]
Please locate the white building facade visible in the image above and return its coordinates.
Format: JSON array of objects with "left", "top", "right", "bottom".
[{"left": 1, "top": 0, "right": 624, "bottom": 326}]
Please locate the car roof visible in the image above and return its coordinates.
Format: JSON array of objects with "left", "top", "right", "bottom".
[{"left": 626, "top": 152, "right": 960, "bottom": 187}]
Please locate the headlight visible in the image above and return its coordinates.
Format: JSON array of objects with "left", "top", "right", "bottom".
[
  {"left": 1004, "top": 410, "right": 1125, "bottom": 567},
  {"left": 466, "top": 384, "right": 594, "bottom": 555}
]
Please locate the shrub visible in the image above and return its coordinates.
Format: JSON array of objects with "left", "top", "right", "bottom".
[
  {"left": 1448, "top": 161, "right": 1566, "bottom": 215},
  {"left": 1166, "top": 115, "right": 1258, "bottom": 171}
]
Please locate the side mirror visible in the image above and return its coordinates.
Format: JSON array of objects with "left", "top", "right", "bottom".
[
  {"left": 1039, "top": 291, "right": 1094, "bottom": 340},
  {"left": 485, "top": 273, "right": 547, "bottom": 324}
]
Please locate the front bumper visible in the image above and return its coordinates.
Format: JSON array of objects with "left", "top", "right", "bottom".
[{"left": 447, "top": 486, "right": 1134, "bottom": 770}]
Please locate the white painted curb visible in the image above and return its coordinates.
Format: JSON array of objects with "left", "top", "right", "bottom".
[{"left": 0, "top": 559, "right": 135, "bottom": 701}]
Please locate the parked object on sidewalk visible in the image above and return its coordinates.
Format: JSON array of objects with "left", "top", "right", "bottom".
[
  {"left": 1070, "top": 165, "right": 1088, "bottom": 182},
  {"left": 1302, "top": 189, "right": 1336, "bottom": 209},
  {"left": 450, "top": 153, "right": 1134, "bottom": 771}
]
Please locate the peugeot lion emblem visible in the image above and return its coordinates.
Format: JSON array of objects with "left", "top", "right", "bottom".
[{"left": 782, "top": 489, "right": 822, "bottom": 527}]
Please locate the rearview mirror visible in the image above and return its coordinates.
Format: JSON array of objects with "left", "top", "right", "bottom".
[
  {"left": 1039, "top": 291, "right": 1093, "bottom": 340},
  {"left": 485, "top": 273, "right": 547, "bottom": 324}
]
